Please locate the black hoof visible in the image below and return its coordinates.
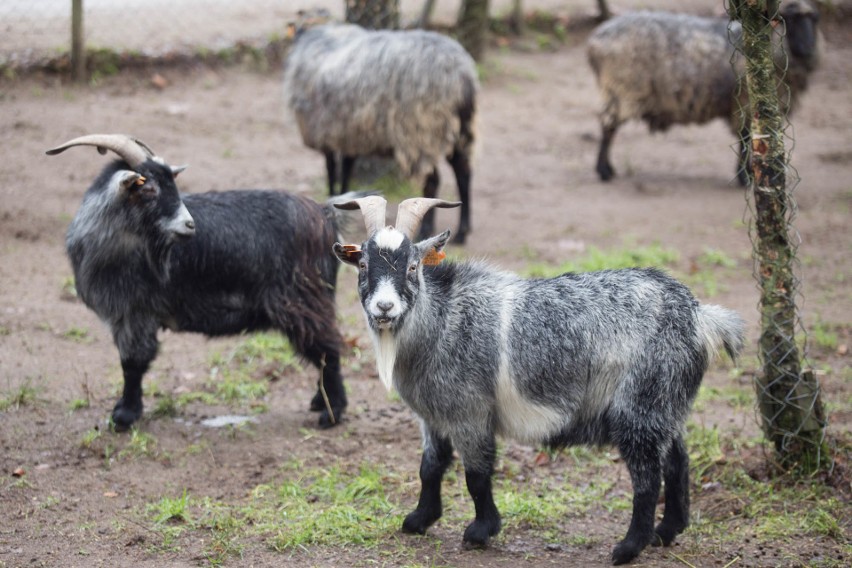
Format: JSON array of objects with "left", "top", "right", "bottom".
[
  {"left": 597, "top": 164, "right": 615, "bottom": 182},
  {"left": 611, "top": 539, "right": 645, "bottom": 565},
  {"left": 317, "top": 406, "right": 345, "bottom": 429},
  {"left": 402, "top": 507, "right": 441, "bottom": 535},
  {"left": 462, "top": 517, "right": 501, "bottom": 548},
  {"left": 112, "top": 399, "right": 143, "bottom": 432},
  {"left": 654, "top": 521, "right": 686, "bottom": 547},
  {"left": 309, "top": 390, "right": 324, "bottom": 412}
]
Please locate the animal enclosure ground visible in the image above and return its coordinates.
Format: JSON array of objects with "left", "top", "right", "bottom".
[{"left": 1, "top": 4, "right": 850, "bottom": 568}]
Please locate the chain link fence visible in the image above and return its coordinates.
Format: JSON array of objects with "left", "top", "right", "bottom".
[{"left": 726, "top": 0, "right": 827, "bottom": 471}]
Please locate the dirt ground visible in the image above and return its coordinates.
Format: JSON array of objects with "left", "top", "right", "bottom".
[{"left": 1, "top": 3, "right": 850, "bottom": 568}]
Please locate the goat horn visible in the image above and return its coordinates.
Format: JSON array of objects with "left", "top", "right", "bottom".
[
  {"left": 395, "top": 198, "right": 461, "bottom": 240},
  {"left": 45, "top": 134, "right": 156, "bottom": 169},
  {"left": 333, "top": 195, "right": 388, "bottom": 236}
]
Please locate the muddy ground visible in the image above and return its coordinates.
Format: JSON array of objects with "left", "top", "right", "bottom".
[{"left": 1, "top": 3, "right": 850, "bottom": 567}]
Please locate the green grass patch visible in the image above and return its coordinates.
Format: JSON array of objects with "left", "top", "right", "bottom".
[
  {"left": 62, "top": 326, "right": 91, "bottom": 343},
  {"left": 118, "top": 428, "right": 157, "bottom": 459},
  {"left": 524, "top": 243, "right": 679, "bottom": 278},
  {"left": 0, "top": 381, "right": 39, "bottom": 411},
  {"left": 810, "top": 320, "right": 840, "bottom": 351}
]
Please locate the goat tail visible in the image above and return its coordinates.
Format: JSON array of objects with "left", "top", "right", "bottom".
[
  {"left": 696, "top": 304, "right": 746, "bottom": 362},
  {"left": 324, "top": 190, "right": 382, "bottom": 241}
]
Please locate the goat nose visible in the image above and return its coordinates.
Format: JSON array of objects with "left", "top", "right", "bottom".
[{"left": 376, "top": 300, "right": 394, "bottom": 313}]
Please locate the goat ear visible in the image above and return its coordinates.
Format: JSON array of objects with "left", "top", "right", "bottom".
[
  {"left": 118, "top": 171, "right": 146, "bottom": 194},
  {"left": 333, "top": 242, "right": 362, "bottom": 266},
  {"left": 416, "top": 230, "right": 451, "bottom": 265},
  {"left": 171, "top": 165, "right": 188, "bottom": 178}
]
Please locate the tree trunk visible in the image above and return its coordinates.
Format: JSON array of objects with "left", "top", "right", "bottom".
[
  {"left": 457, "top": 0, "right": 490, "bottom": 61},
  {"left": 596, "top": 0, "right": 612, "bottom": 21},
  {"left": 733, "top": 0, "right": 826, "bottom": 471},
  {"left": 418, "top": 0, "right": 437, "bottom": 28},
  {"left": 345, "top": 0, "right": 399, "bottom": 29},
  {"left": 509, "top": 0, "right": 524, "bottom": 35}
]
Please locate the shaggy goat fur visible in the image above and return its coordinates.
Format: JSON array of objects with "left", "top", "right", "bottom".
[
  {"left": 587, "top": 0, "right": 821, "bottom": 184},
  {"left": 283, "top": 24, "right": 478, "bottom": 242},
  {"left": 61, "top": 151, "right": 350, "bottom": 430},
  {"left": 335, "top": 210, "right": 745, "bottom": 565}
]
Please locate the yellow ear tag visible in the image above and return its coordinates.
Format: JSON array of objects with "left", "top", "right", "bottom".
[
  {"left": 422, "top": 249, "right": 446, "bottom": 266},
  {"left": 136, "top": 175, "right": 146, "bottom": 185},
  {"left": 341, "top": 244, "right": 361, "bottom": 253}
]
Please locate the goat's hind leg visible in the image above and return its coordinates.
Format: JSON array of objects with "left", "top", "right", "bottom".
[
  {"left": 654, "top": 433, "right": 690, "bottom": 546},
  {"left": 403, "top": 428, "right": 454, "bottom": 535},
  {"left": 304, "top": 340, "right": 347, "bottom": 429},
  {"left": 611, "top": 426, "right": 664, "bottom": 565}
]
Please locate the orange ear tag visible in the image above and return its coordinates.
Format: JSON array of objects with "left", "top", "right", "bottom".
[
  {"left": 136, "top": 175, "right": 146, "bottom": 185},
  {"left": 422, "top": 249, "right": 446, "bottom": 266},
  {"left": 341, "top": 244, "right": 361, "bottom": 253}
]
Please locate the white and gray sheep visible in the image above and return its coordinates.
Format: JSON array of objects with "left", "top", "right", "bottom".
[
  {"left": 587, "top": 0, "right": 821, "bottom": 184},
  {"left": 283, "top": 24, "right": 478, "bottom": 243}
]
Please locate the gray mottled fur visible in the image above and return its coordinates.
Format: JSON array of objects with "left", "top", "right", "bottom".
[
  {"left": 284, "top": 24, "right": 478, "bottom": 177},
  {"left": 587, "top": 0, "right": 821, "bottom": 182},
  {"left": 335, "top": 228, "right": 745, "bottom": 564}
]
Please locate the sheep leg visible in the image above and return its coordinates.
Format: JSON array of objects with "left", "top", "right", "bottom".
[
  {"left": 111, "top": 321, "right": 159, "bottom": 431},
  {"left": 460, "top": 436, "right": 502, "bottom": 547},
  {"left": 448, "top": 149, "right": 471, "bottom": 244},
  {"left": 612, "top": 430, "right": 663, "bottom": 565},
  {"left": 596, "top": 122, "right": 618, "bottom": 182},
  {"left": 402, "top": 428, "right": 454, "bottom": 535},
  {"left": 654, "top": 434, "right": 690, "bottom": 546},
  {"left": 324, "top": 151, "right": 338, "bottom": 195},
  {"left": 417, "top": 167, "right": 441, "bottom": 241},
  {"left": 340, "top": 156, "right": 357, "bottom": 194},
  {"left": 736, "top": 127, "right": 751, "bottom": 187}
]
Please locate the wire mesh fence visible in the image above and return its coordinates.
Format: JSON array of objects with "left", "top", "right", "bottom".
[
  {"left": 726, "top": 0, "right": 827, "bottom": 471},
  {"left": 0, "top": 0, "right": 341, "bottom": 68}
]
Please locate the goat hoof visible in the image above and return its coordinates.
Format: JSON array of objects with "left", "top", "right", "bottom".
[
  {"left": 597, "top": 164, "right": 615, "bottom": 182},
  {"left": 309, "top": 391, "right": 324, "bottom": 412},
  {"left": 462, "top": 517, "right": 500, "bottom": 548},
  {"left": 111, "top": 399, "right": 143, "bottom": 432},
  {"left": 402, "top": 508, "right": 440, "bottom": 535},
  {"left": 653, "top": 521, "right": 685, "bottom": 547},
  {"left": 317, "top": 407, "right": 345, "bottom": 429},
  {"left": 611, "top": 539, "right": 644, "bottom": 565}
]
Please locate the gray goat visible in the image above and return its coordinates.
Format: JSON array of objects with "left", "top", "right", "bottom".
[
  {"left": 47, "top": 134, "right": 350, "bottom": 430},
  {"left": 283, "top": 24, "right": 478, "bottom": 243},
  {"left": 588, "top": 0, "right": 821, "bottom": 184},
  {"left": 333, "top": 196, "right": 745, "bottom": 565}
]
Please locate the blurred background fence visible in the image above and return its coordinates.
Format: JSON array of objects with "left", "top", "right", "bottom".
[{"left": 1, "top": 1, "right": 666, "bottom": 71}]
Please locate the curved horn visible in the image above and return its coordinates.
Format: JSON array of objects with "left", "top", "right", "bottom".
[
  {"left": 395, "top": 198, "right": 461, "bottom": 240},
  {"left": 45, "top": 134, "right": 156, "bottom": 169},
  {"left": 333, "top": 195, "right": 388, "bottom": 236}
]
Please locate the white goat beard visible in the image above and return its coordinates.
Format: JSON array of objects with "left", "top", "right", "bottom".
[{"left": 371, "top": 329, "right": 398, "bottom": 392}]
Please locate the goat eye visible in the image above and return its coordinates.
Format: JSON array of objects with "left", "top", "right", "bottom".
[
  {"left": 358, "top": 261, "right": 366, "bottom": 271},
  {"left": 408, "top": 263, "right": 417, "bottom": 273}
]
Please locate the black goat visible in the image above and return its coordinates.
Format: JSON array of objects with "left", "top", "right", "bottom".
[{"left": 47, "top": 134, "right": 348, "bottom": 430}]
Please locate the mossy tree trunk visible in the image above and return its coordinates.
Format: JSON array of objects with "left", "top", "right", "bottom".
[
  {"left": 457, "top": 0, "right": 490, "bottom": 61},
  {"left": 732, "top": 0, "right": 826, "bottom": 471},
  {"left": 346, "top": 0, "right": 399, "bottom": 29}
]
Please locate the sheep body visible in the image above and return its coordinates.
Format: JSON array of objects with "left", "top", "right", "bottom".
[
  {"left": 284, "top": 24, "right": 478, "bottom": 242},
  {"left": 587, "top": 0, "right": 821, "bottom": 183},
  {"left": 335, "top": 207, "right": 745, "bottom": 565},
  {"left": 62, "top": 148, "right": 350, "bottom": 430}
]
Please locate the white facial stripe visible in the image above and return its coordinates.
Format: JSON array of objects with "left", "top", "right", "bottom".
[
  {"left": 368, "top": 277, "right": 404, "bottom": 319},
  {"left": 159, "top": 202, "right": 195, "bottom": 236},
  {"left": 375, "top": 227, "right": 404, "bottom": 250}
]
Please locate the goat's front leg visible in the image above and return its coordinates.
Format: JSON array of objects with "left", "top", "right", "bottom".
[
  {"left": 111, "top": 318, "right": 159, "bottom": 431},
  {"left": 460, "top": 434, "right": 501, "bottom": 547},
  {"left": 402, "top": 425, "right": 454, "bottom": 535}
]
